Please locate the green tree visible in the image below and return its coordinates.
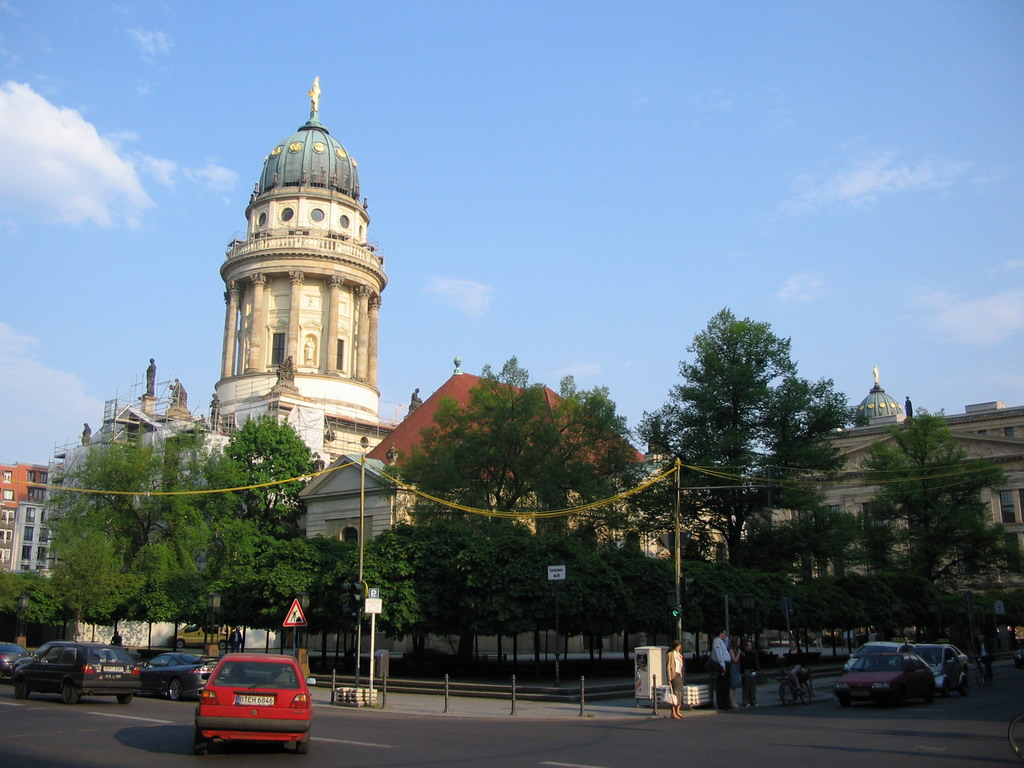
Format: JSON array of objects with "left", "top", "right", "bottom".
[
  {"left": 639, "top": 309, "right": 851, "bottom": 566},
  {"left": 223, "top": 415, "right": 316, "bottom": 540},
  {"left": 860, "top": 412, "right": 1009, "bottom": 584},
  {"left": 47, "top": 531, "right": 127, "bottom": 628},
  {"left": 399, "top": 357, "right": 638, "bottom": 539}
]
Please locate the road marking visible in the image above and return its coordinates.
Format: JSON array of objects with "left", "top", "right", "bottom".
[
  {"left": 542, "top": 763, "right": 611, "bottom": 768},
  {"left": 86, "top": 712, "right": 175, "bottom": 724},
  {"left": 313, "top": 736, "right": 394, "bottom": 748},
  {"left": 0, "top": 701, "right": 23, "bottom": 707}
]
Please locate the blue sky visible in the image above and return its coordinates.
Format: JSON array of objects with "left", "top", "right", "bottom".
[{"left": 1, "top": 0, "right": 1022, "bottom": 464}]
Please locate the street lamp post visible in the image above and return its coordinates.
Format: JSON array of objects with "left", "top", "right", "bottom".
[
  {"left": 740, "top": 594, "right": 756, "bottom": 641},
  {"left": 207, "top": 593, "right": 221, "bottom": 655},
  {"left": 16, "top": 594, "right": 29, "bottom": 647}
]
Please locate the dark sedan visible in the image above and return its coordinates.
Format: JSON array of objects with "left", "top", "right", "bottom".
[
  {"left": 833, "top": 652, "right": 935, "bottom": 707},
  {"left": 139, "top": 652, "right": 215, "bottom": 701},
  {"left": 0, "top": 642, "right": 28, "bottom": 678}
]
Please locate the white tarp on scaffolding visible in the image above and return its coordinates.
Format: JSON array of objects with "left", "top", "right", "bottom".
[
  {"left": 233, "top": 402, "right": 269, "bottom": 428},
  {"left": 287, "top": 404, "right": 324, "bottom": 453}
]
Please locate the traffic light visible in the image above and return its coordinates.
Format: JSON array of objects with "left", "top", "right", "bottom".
[
  {"left": 342, "top": 581, "right": 365, "bottom": 618},
  {"left": 671, "top": 605, "right": 682, "bottom": 619}
]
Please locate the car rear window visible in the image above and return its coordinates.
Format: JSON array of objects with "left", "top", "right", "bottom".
[
  {"left": 213, "top": 661, "right": 300, "bottom": 689},
  {"left": 87, "top": 647, "right": 135, "bottom": 664}
]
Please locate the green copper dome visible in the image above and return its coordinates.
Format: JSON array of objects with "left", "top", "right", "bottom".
[
  {"left": 258, "top": 109, "right": 360, "bottom": 201},
  {"left": 856, "top": 369, "right": 903, "bottom": 421}
]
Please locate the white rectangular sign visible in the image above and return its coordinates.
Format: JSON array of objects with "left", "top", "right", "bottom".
[
  {"left": 547, "top": 565, "right": 566, "bottom": 581},
  {"left": 364, "top": 597, "right": 383, "bottom": 614}
]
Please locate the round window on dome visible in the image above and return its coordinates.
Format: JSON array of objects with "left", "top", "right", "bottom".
[
  {"left": 257, "top": 212, "right": 267, "bottom": 226},
  {"left": 281, "top": 207, "right": 294, "bottom": 222},
  {"left": 312, "top": 142, "right": 327, "bottom": 154},
  {"left": 270, "top": 146, "right": 283, "bottom": 157},
  {"left": 310, "top": 209, "right": 325, "bottom": 223},
  {"left": 335, "top": 148, "right": 347, "bottom": 159},
  {"left": 340, "top": 215, "right": 350, "bottom": 228},
  {"left": 288, "top": 141, "right": 303, "bottom": 153}
]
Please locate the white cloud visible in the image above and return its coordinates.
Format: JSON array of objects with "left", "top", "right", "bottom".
[
  {"left": 782, "top": 151, "right": 971, "bottom": 214},
  {"left": 555, "top": 362, "right": 602, "bottom": 379},
  {"left": 425, "top": 277, "right": 494, "bottom": 317},
  {"left": 776, "top": 273, "right": 827, "bottom": 302},
  {"left": 127, "top": 28, "right": 173, "bottom": 57},
  {"left": 914, "top": 288, "right": 1024, "bottom": 345},
  {"left": 0, "top": 322, "right": 103, "bottom": 463},
  {"left": 0, "top": 81, "right": 153, "bottom": 227},
  {"left": 183, "top": 163, "right": 238, "bottom": 192},
  {"left": 140, "top": 155, "right": 178, "bottom": 188}
]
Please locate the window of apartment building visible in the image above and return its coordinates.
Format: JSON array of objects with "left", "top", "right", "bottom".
[
  {"left": 336, "top": 339, "right": 345, "bottom": 371},
  {"left": 829, "top": 504, "right": 841, "bottom": 514},
  {"left": 0, "top": 509, "right": 12, "bottom": 523},
  {"left": 27, "top": 487, "right": 45, "bottom": 502},
  {"left": 271, "top": 332, "right": 286, "bottom": 365},
  {"left": 25, "top": 507, "right": 36, "bottom": 523},
  {"left": 2, "top": 470, "right": 11, "bottom": 482},
  {"left": 0, "top": 530, "right": 11, "bottom": 543},
  {"left": 36, "top": 547, "right": 47, "bottom": 563},
  {"left": 0, "top": 548, "right": 9, "bottom": 562},
  {"left": 21, "top": 545, "right": 32, "bottom": 561},
  {"left": 26, "top": 470, "right": 35, "bottom": 482},
  {"left": 40, "top": 471, "right": 47, "bottom": 484},
  {"left": 1000, "top": 490, "right": 1017, "bottom": 524},
  {"left": 1006, "top": 427, "right": 1016, "bottom": 437},
  {"left": 1, "top": 490, "right": 12, "bottom": 501},
  {"left": 23, "top": 527, "right": 33, "bottom": 542}
]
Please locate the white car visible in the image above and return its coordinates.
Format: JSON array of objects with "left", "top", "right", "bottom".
[
  {"left": 913, "top": 643, "right": 969, "bottom": 696},
  {"left": 843, "top": 641, "right": 915, "bottom": 671}
]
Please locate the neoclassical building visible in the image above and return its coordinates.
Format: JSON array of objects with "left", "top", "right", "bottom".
[{"left": 214, "top": 80, "right": 391, "bottom": 461}]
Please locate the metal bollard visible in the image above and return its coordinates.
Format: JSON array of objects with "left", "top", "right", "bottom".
[
  {"left": 579, "top": 675, "right": 586, "bottom": 717},
  {"left": 331, "top": 669, "right": 336, "bottom": 705},
  {"left": 382, "top": 671, "right": 387, "bottom": 709},
  {"left": 652, "top": 673, "right": 659, "bottom": 716},
  {"left": 510, "top": 674, "right": 517, "bottom": 716},
  {"left": 444, "top": 673, "right": 449, "bottom": 713}
]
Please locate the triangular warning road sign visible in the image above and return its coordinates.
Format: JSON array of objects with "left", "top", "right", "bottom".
[{"left": 282, "top": 598, "right": 308, "bottom": 627}]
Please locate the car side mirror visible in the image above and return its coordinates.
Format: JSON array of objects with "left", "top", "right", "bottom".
[{"left": 305, "top": 677, "right": 317, "bottom": 686}]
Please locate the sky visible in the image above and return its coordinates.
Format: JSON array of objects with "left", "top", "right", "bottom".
[{"left": 1, "top": 0, "right": 1022, "bottom": 464}]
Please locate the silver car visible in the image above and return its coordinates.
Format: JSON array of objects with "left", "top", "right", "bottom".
[{"left": 913, "top": 643, "right": 968, "bottom": 696}]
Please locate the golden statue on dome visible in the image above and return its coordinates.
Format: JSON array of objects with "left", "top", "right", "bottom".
[{"left": 308, "top": 76, "right": 321, "bottom": 114}]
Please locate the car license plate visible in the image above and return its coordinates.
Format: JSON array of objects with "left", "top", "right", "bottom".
[
  {"left": 102, "top": 666, "right": 125, "bottom": 673},
  {"left": 236, "top": 694, "right": 275, "bottom": 706},
  {"left": 851, "top": 690, "right": 869, "bottom": 698}
]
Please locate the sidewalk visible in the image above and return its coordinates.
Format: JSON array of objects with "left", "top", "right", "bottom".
[{"left": 309, "top": 672, "right": 844, "bottom": 719}]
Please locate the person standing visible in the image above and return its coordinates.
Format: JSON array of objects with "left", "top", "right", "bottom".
[
  {"left": 228, "top": 627, "right": 243, "bottom": 654},
  {"left": 728, "top": 636, "right": 742, "bottom": 708},
  {"left": 666, "top": 640, "right": 686, "bottom": 719},
  {"left": 711, "top": 629, "right": 731, "bottom": 710},
  {"left": 740, "top": 639, "right": 761, "bottom": 706}
]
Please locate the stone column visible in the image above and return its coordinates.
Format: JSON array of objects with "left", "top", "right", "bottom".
[
  {"left": 368, "top": 295, "right": 381, "bottom": 388},
  {"left": 288, "top": 270, "right": 304, "bottom": 365},
  {"left": 355, "top": 285, "right": 370, "bottom": 381},
  {"left": 325, "top": 275, "right": 344, "bottom": 375},
  {"left": 221, "top": 281, "right": 239, "bottom": 379},
  {"left": 244, "top": 273, "right": 267, "bottom": 373}
]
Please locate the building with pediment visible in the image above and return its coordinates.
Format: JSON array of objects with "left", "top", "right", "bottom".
[{"left": 813, "top": 373, "right": 1024, "bottom": 569}]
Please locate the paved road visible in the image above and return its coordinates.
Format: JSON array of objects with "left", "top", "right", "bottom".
[{"left": 1, "top": 661, "right": 1019, "bottom": 767}]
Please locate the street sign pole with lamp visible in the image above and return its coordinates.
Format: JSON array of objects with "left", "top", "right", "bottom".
[{"left": 548, "top": 565, "right": 566, "bottom": 686}]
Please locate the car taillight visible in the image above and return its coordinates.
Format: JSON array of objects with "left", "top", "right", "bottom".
[
  {"left": 196, "top": 665, "right": 212, "bottom": 674},
  {"left": 82, "top": 664, "right": 96, "bottom": 675},
  {"left": 291, "top": 693, "right": 311, "bottom": 709},
  {"left": 131, "top": 667, "right": 140, "bottom": 676},
  {"left": 200, "top": 689, "right": 218, "bottom": 704}
]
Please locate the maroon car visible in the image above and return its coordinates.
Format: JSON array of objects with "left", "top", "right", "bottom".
[{"left": 833, "top": 652, "right": 935, "bottom": 707}]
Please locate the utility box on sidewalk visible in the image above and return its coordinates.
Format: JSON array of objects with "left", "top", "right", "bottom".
[{"left": 634, "top": 645, "right": 667, "bottom": 704}]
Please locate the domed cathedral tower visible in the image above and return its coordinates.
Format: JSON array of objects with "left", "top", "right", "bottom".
[{"left": 215, "top": 79, "right": 390, "bottom": 461}]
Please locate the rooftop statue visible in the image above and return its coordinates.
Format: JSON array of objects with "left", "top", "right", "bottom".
[{"left": 308, "top": 76, "right": 320, "bottom": 114}]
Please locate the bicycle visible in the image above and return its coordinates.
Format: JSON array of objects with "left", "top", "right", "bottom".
[
  {"left": 974, "top": 656, "right": 993, "bottom": 686},
  {"left": 775, "top": 664, "right": 813, "bottom": 706},
  {"left": 1009, "top": 713, "right": 1024, "bottom": 760}
]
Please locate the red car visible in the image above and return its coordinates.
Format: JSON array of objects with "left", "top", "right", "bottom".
[
  {"left": 193, "top": 654, "right": 313, "bottom": 755},
  {"left": 833, "top": 652, "right": 935, "bottom": 707}
]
